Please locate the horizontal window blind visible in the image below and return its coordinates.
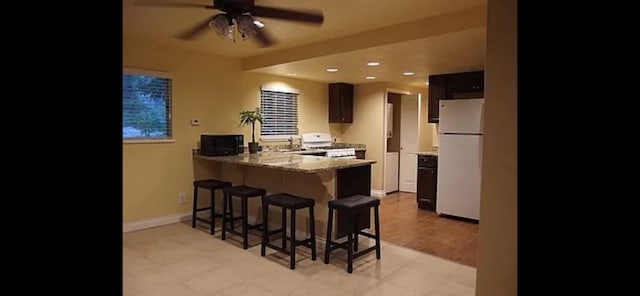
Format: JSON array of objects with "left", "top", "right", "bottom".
[
  {"left": 122, "top": 70, "right": 172, "bottom": 140},
  {"left": 260, "top": 90, "right": 298, "bottom": 136}
]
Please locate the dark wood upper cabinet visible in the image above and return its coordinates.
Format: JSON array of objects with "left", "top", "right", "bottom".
[
  {"left": 428, "top": 75, "right": 446, "bottom": 123},
  {"left": 329, "top": 83, "right": 354, "bottom": 123},
  {"left": 445, "top": 71, "right": 484, "bottom": 99},
  {"left": 428, "top": 71, "right": 484, "bottom": 123}
]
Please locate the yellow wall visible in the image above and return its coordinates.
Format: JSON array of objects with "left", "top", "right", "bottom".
[
  {"left": 476, "top": 0, "right": 517, "bottom": 294},
  {"left": 241, "top": 73, "right": 337, "bottom": 143},
  {"left": 123, "top": 38, "right": 335, "bottom": 223},
  {"left": 123, "top": 38, "right": 243, "bottom": 223},
  {"left": 340, "top": 83, "right": 387, "bottom": 191}
]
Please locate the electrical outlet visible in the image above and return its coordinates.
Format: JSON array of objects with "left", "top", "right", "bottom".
[{"left": 178, "top": 192, "right": 186, "bottom": 204}]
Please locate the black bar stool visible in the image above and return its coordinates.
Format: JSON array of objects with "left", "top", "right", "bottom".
[
  {"left": 261, "top": 193, "right": 317, "bottom": 270},
  {"left": 324, "top": 195, "right": 381, "bottom": 273},
  {"left": 221, "top": 185, "right": 267, "bottom": 249},
  {"left": 192, "top": 179, "right": 232, "bottom": 235}
]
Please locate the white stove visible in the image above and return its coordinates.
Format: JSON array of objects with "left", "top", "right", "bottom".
[
  {"left": 300, "top": 133, "right": 357, "bottom": 158},
  {"left": 326, "top": 148, "right": 356, "bottom": 158},
  {"left": 300, "top": 132, "right": 333, "bottom": 150}
]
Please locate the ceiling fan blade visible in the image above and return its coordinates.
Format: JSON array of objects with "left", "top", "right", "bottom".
[
  {"left": 250, "top": 18, "right": 275, "bottom": 47},
  {"left": 251, "top": 5, "right": 324, "bottom": 25},
  {"left": 175, "top": 15, "right": 216, "bottom": 40},
  {"left": 133, "top": 0, "right": 216, "bottom": 9}
]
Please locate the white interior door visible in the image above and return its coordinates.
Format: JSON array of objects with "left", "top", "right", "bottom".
[{"left": 399, "top": 94, "right": 418, "bottom": 192}]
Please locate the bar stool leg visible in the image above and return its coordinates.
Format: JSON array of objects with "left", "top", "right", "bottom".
[
  {"left": 209, "top": 189, "right": 216, "bottom": 235},
  {"left": 242, "top": 197, "right": 249, "bottom": 249},
  {"left": 259, "top": 194, "right": 266, "bottom": 230},
  {"left": 229, "top": 195, "right": 235, "bottom": 231},
  {"left": 261, "top": 202, "right": 269, "bottom": 257},
  {"left": 281, "top": 207, "right": 287, "bottom": 250},
  {"left": 374, "top": 205, "right": 381, "bottom": 260},
  {"left": 347, "top": 210, "right": 354, "bottom": 274},
  {"left": 324, "top": 208, "right": 334, "bottom": 264},
  {"left": 354, "top": 211, "right": 359, "bottom": 252},
  {"left": 221, "top": 193, "right": 228, "bottom": 240},
  {"left": 192, "top": 186, "right": 198, "bottom": 228},
  {"left": 309, "top": 205, "right": 317, "bottom": 261},
  {"left": 290, "top": 208, "right": 296, "bottom": 269}
]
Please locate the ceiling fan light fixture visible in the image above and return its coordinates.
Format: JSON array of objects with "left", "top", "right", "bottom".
[
  {"left": 253, "top": 20, "right": 265, "bottom": 28},
  {"left": 209, "top": 14, "right": 234, "bottom": 40},
  {"left": 236, "top": 14, "right": 257, "bottom": 40}
]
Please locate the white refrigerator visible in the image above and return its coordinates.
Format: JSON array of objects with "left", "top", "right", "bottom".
[{"left": 436, "top": 98, "right": 484, "bottom": 220}]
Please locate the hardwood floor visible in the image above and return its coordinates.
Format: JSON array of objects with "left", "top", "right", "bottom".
[{"left": 379, "top": 192, "right": 479, "bottom": 267}]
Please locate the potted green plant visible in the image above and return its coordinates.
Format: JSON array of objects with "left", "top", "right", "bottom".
[{"left": 239, "top": 107, "right": 263, "bottom": 154}]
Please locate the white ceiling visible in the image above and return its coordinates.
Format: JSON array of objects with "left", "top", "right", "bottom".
[{"left": 123, "top": 0, "right": 487, "bottom": 88}]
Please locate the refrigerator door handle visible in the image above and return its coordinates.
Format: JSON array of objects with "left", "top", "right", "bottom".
[{"left": 479, "top": 136, "right": 483, "bottom": 173}]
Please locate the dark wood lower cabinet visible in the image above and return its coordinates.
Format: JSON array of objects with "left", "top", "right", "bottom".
[
  {"left": 335, "top": 165, "right": 371, "bottom": 238},
  {"left": 417, "top": 155, "right": 438, "bottom": 211}
]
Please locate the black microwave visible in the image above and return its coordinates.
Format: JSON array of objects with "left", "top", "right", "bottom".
[{"left": 200, "top": 134, "right": 244, "bottom": 156}]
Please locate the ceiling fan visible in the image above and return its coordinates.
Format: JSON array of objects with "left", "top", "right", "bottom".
[{"left": 135, "top": 0, "right": 324, "bottom": 47}]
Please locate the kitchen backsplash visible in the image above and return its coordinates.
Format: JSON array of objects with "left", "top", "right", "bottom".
[{"left": 264, "top": 142, "right": 366, "bottom": 151}]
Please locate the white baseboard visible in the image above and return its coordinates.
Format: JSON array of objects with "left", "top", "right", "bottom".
[
  {"left": 123, "top": 212, "right": 375, "bottom": 247},
  {"left": 123, "top": 211, "right": 192, "bottom": 233},
  {"left": 370, "top": 190, "right": 386, "bottom": 198}
]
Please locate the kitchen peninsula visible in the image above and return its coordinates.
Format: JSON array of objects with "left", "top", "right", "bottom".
[{"left": 193, "top": 151, "right": 377, "bottom": 238}]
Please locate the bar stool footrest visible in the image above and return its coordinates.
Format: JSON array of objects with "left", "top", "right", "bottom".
[
  {"left": 353, "top": 246, "right": 377, "bottom": 259},
  {"left": 266, "top": 244, "right": 291, "bottom": 255},
  {"left": 358, "top": 231, "right": 377, "bottom": 239}
]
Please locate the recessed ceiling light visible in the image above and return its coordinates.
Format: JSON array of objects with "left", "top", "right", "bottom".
[
  {"left": 326, "top": 68, "right": 338, "bottom": 72},
  {"left": 287, "top": 73, "right": 297, "bottom": 76},
  {"left": 366, "top": 61, "right": 380, "bottom": 67},
  {"left": 365, "top": 76, "right": 376, "bottom": 80},
  {"left": 403, "top": 72, "right": 415, "bottom": 76},
  {"left": 425, "top": 82, "right": 429, "bottom": 85},
  {"left": 253, "top": 20, "right": 265, "bottom": 28}
]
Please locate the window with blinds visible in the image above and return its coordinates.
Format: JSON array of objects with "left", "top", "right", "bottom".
[
  {"left": 260, "top": 88, "right": 299, "bottom": 138},
  {"left": 122, "top": 68, "right": 172, "bottom": 141}
]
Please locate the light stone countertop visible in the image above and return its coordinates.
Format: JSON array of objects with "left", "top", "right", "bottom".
[
  {"left": 416, "top": 151, "right": 438, "bottom": 156},
  {"left": 193, "top": 151, "right": 376, "bottom": 173},
  {"left": 277, "top": 147, "right": 366, "bottom": 155}
]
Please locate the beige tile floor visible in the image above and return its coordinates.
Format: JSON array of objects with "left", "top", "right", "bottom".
[{"left": 123, "top": 222, "right": 476, "bottom": 296}]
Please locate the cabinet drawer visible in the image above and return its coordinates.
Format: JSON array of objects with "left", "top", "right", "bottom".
[{"left": 418, "top": 155, "right": 437, "bottom": 168}]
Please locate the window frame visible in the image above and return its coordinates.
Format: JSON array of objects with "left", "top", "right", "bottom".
[
  {"left": 122, "top": 67, "right": 175, "bottom": 144},
  {"left": 259, "top": 86, "right": 300, "bottom": 142}
]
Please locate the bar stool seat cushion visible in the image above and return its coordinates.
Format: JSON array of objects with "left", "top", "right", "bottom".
[
  {"left": 265, "top": 193, "right": 315, "bottom": 209},
  {"left": 328, "top": 195, "right": 380, "bottom": 210},
  {"left": 193, "top": 179, "right": 232, "bottom": 189}
]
